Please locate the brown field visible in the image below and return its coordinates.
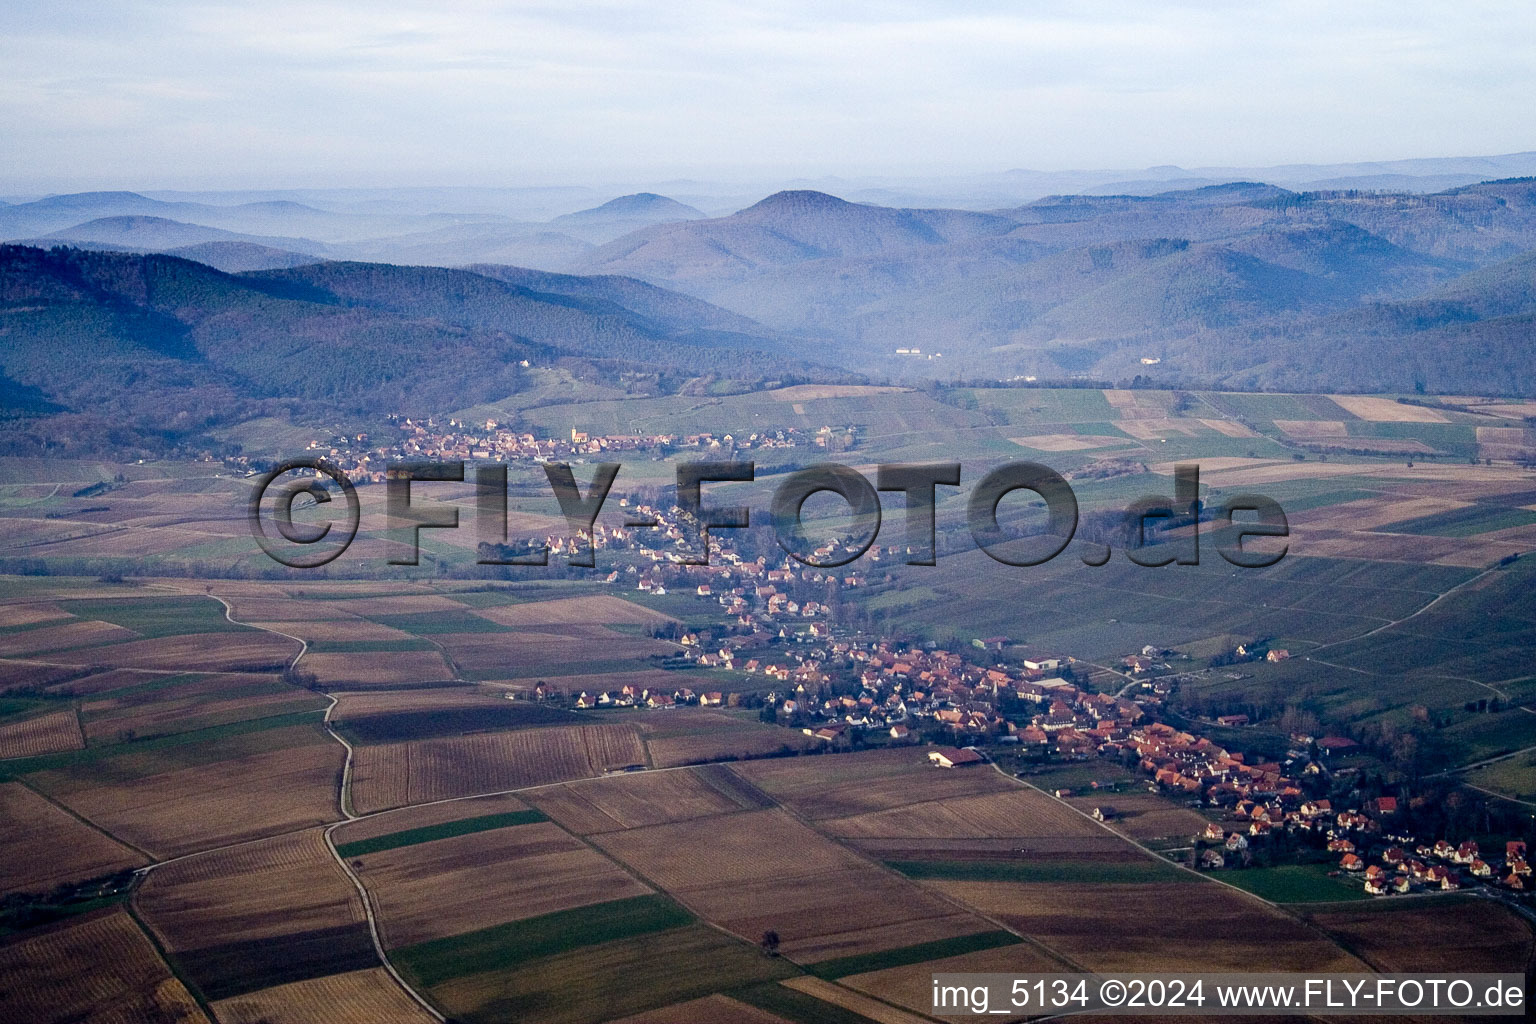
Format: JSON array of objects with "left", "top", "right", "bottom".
[
  {"left": 1063, "top": 791, "right": 1211, "bottom": 840},
  {"left": 81, "top": 674, "right": 324, "bottom": 743},
  {"left": 0, "top": 660, "right": 97, "bottom": 691},
  {"left": 435, "top": 626, "right": 670, "bottom": 676},
  {"left": 1011, "top": 434, "right": 1128, "bottom": 451},
  {"left": 136, "top": 828, "right": 364, "bottom": 952},
  {"left": 329, "top": 686, "right": 510, "bottom": 719},
  {"left": 0, "top": 602, "right": 73, "bottom": 628},
  {"left": 532, "top": 766, "right": 759, "bottom": 833},
  {"left": 842, "top": 941, "right": 1067, "bottom": 1016},
  {"left": 0, "top": 707, "right": 83, "bottom": 758},
  {"left": 731, "top": 752, "right": 1019, "bottom": 822},
  {"left": 302, "top": 650, "right": 455, "bottom": 686},
  {"left": 822, "top": 787, "right": 1106, "bottom": 841},
  {"left": 349, "top": 723, "right": 643, "bottom": 813},
  {"left": 932, "top": 882, "right": 1364, "bottom": 973},
  {"left": 354, "top": 820, "right": 651, "bottom": 948},
  {"left": 211, "top": 967, "right": 436, "bottom": 1024},
  {"left": 42, "top": 633, "right": 296, "bottom": 672},
  {"left": 606, "top": 993, "right": 793, "bottom": 1024},
  {"left": 473, "top": 595, "right": 676, "bottom": 627},
  {"left": 640, "top": 713, "right": 816, "bottom": 768},
  {"left": 46, "top": 667, "right": 160, "bottom": 695},
  {"left": 1306, "top": 901, "right": 1535, "bottom": 973},
  {"left": 34, "top": 728, "right": 342, "bottom": 857},
  {"left": 322, "top": 594, "right": 469, "bottom": 616},
  {"left": 221, "top": 596, "right": 362, "bottom": 621},
  {"left": 1115, "top": 418, "right": 1203, "bottom": 439},
  {"left": 1275, "top": 419, "right": 1348, "bottom": 437},
  {"left": 249, "top": 619, "right": 421, "bottom": 643},
  {"left": 332, "top": 791, "right": 529, "bottom": 845},
  {"left": 1289, "top": 495, "right": 1467, "bottom": 532},
  {"left": 0, "top": 909, "right": 208, "bottom": 1024},
  {"left": 1199, "top": 418, "right": 1257, "bottom": 437},
  {"left": 589, "top": 808, "right": 995, "bottom": 961},
  {"left": 1307, "top": 437, "right": 1441, "bottom": 454},
  {"left": 0, "top": 618, "right": 138, "bottom": 657},
  {"left": 0, "top": 782, "right": 146, "bottom": 895},
  {"left": 1328, "top": 395, "right": 1448, "bottom": 422},
  {"left": 769, "top": 384, "right": 911, "bottom": 401},
  {"left": 780, "top": 977, "right": 933, "bottom": 1024}
]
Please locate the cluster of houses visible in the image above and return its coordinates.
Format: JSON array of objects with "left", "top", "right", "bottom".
[
  {"left": 230, "top": 418, "right": 832, "bottom": 484},
  {"left": 1330, "top": 838, "right": 1531, "bottom": 896},
  {"left": 561, "top": 682, "right": 728, "bottom": 711}
]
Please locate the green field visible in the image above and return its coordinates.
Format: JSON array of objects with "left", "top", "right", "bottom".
[
  {"left": 58, "top": 596, "right": 253, "bottom": 637},
  {"left": 394, "top": 893, "right": 694, "bottom": 988},
  {"left": 1216, "top": 863, "right": 1372, "bottom": 903},
  {"left": 334, "top": 809, "right": 548, "bottom": 858}
]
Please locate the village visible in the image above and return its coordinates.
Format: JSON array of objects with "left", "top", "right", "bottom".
[
  {"left": 501, "top": 504, "right": 1536, "bottom": 906},
  {"left": 222, "top": 418, "right": 855, "bottom": 484}
]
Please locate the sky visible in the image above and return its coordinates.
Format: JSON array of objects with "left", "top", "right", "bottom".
[{"left": 2, "top": 0, "right": 1533, "bottom": 191}]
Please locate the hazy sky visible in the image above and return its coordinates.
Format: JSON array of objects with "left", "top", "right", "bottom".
[{"left": 2, "top": 0, "right": 1532, "bottom": 190}]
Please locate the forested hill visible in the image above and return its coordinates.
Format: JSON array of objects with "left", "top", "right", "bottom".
[{"left": 0, "top": 245, "right": 835, "bottom": 457}]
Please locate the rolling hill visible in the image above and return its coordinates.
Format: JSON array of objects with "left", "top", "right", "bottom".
[{"left": 0, "top": 245, "right": 831, "bottom": 456}]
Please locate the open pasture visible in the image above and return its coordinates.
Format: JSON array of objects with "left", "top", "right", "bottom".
[
  {"left": 0, "top": 909, "right": 208, "bottom": 1024},
  {"left": 136, "top": 828, "right": 374, "bottom": 1001},
  {"left": 0, "top": 781, "right": 145, "bottom": 895},
  {"left": 349, "top": 819, "right": 651, "bottom": 948},
  {"left": 930, "top": 881, "right": 1363, "bottom": 973},
  {"left": 349, "top": 723, "right": 644, "bottom": 813},
  {"left": 211, "top": 967, "right": 437, "bottom": 1024}
]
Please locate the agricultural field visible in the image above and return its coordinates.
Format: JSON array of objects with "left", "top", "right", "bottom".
[
  {"left": 134, "top": 828, "right": 376, "bottom": 1002},
  {"left": 1305, "top": 900, "right": 1536, "bottom": 973},
  {"left": 526, "top": 763, "right": 771, "bottom": 833},
  {"left": 928, "top": 880, "right": 1365, "bottom": 973},
  {"left": 635, "top": 708, "right": 817, "bottom": 767},
  {"left": 0, "top": 707, "right": 83, "bottom": 757},
  {"left": 0, "top": 909, "right": 208, "bottom": 1024},
  {"left": 588, "top": 807, "right": 1001, "bottom": 962},
  {"left": 13, "top": 718, "right": 343, "bottom": 857},
  {"left": 211, "top": 968, "right": 437, "bottom": 1024},
  {"left": 0, "top": 781, "right": 146, "bottom": 895},
  {"left": 420, "top": 918, "right": 797, "bottom": 1024},
  {"left": 345, "top": 817, "right": 652, "bottom": 948},
  {"left": 348, "top": 722, "right": 645, "bottom": 813}
]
